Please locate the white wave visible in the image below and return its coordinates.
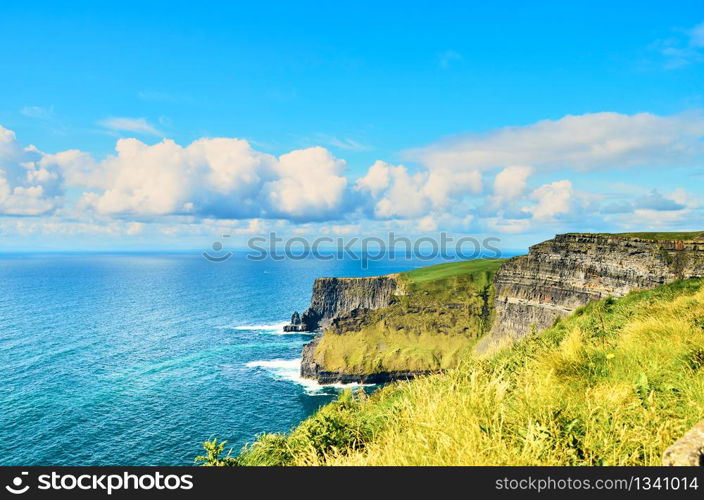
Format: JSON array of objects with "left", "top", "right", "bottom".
[
  {"left": 232, "top": 321, "right": 289, "bottom": 331},
  {"left": 219, "top": 321, "right": 311, "bottom": 335},
  {"left": 246, "top": 358, "right": 371, "bottom": 395}
]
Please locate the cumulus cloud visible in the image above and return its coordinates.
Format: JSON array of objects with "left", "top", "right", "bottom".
[
  {"left": 423, "top": 167, "right": 482, "bottom": 207},
  {"left": 355, "top": 159, "right": 481, "bottom": 219},
  {"left": 0, "top": 126, "right": 63, "bottom": 215},
  {"left": 355, "top": 161, "right": 429, "bottom": 218},
  {"left": 2, "top": 108, "right": 704, "bottom": 240},
  {"left": 527, "top": 180, "right": 574, "bottom": 221},
  {"left": 356, "top": 160, "right": 391, "bottom": 197},
  {"left": 99, "top": 117, "right": 163, "bottom": 136},
  {"left": 267, "top": 147, "right": 347, "bottom": 219},
  {"left": 410, "top": 112, "right": 704, "bottom": 173},
  {"left": 395, "top": 111, "right": 704, "bottom": 231},
  {"left": 488, "top": 165, "right": 533, "bottom": 207},
  {"left": 46, "top": 136, "right": 347, "bottom": 222}
]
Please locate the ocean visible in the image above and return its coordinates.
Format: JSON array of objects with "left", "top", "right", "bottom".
[{"left": 0, "top": 252, "right": 451, "bottom": 465}]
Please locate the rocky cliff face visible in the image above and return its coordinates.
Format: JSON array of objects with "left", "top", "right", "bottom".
[
  {"left": 285, "top": 276, "right": 399, "bottom": 332},
  {"left": 478, "top": 233, "right": 704, "bottom": 351}
]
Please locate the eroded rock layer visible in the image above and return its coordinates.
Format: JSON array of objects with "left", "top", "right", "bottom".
[
  {"left": 284, "top": 276, "right": 398, "bottom": 332},
  {"left": 479, "top": 233, "right": 704, "bottom": 351}
]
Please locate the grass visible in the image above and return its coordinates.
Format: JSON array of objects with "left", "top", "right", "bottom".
[
  {"left": 222, "top": 278, "right": 704, "bottom": 466},
  {"left": 312, "top": 259, "right": 505, "bottom": 374},
  {"left": 589, "top": 231, "right": 704, "bottom": 241},
  {"left": 401, "top": 258, "right": 504, "bottom": 288}
]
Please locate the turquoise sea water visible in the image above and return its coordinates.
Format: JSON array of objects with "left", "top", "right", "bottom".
[{"left": 0, "top": 252, "right": 451, "bottom": 465}]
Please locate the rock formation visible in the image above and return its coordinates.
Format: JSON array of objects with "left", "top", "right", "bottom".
[
  {"left": 477, "top": 233, "right": 704, "bottom": 351},
  {"left": 663, "top": 420, "right": 704, "bottom": 466},
  {"left": 284, "top": 276, "right": 399, "bottom": 332}
]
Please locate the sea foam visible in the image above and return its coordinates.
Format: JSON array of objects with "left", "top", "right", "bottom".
[
  {"left": 219, "top": 321, "right": 311, "bottom": 335},
  {"left": 246, "top": 358, "right": 370, "bottom": 395}
]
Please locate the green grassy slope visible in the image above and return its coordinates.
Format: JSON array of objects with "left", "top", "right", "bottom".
[
  {"left": 226, "top": 278, "right": 704, "bottom": 465},
  {"left": 402, "top": 258, "right": 503, "bottom": 288},
  {"left": 312, "top": 259, "right": 504, "bottom": 374}
]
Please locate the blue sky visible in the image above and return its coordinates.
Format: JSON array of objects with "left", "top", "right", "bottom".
[{"left": 0, "top": 1, "right": 703, "bottom": 252}]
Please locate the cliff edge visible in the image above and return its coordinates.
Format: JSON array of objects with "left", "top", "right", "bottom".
[
  {"left": 477, "top": 232, "right": 704, "bottom": 352},
  {"left": 284, "top": 276, "right": 399, "bottom": 332},
  {"left": 295, "top": 260, "right": 502, "bottom": 384}
]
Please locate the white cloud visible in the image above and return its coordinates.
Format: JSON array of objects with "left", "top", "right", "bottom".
[
  {"left": 417, "top": 215, "right": 438, "bottom": 232},
  {"left": 125, "top": 222, "right": 144, "bottom": 235},
  {"left": 2, "top": 107, "right": 704, "bottom": 241},
  {"left": 356, "top": 161, "right": 429, "bottom": 218},
  {"left": 355, "top": 160, "right": 480, "bottom": 219},
  {"left": 410, "top": 112, "right": 704, "bottom": 173},
  {"left": 526, "top": 180, "right": 574, "bottom": 221},
  {"left": 489, "top": 165, "right": 533, "bottom": 206},
  {"left": 50, "top": 137, "right": 348, "bottom": 222},
  {"left": 0, "top": 126, "right": 63, "bottom": 215},
  {"left": 356, "top": 160, "right": 391, "bottom": 196},
  {"left": 422, "top": 168, "right": 482, "bottom": 207},
  {"left": 396, "top": 111, "right": 704, "bottom": 230},
  {"left": 267, "top": 147, "right": 347, "bottom": 219},
  {"left": 653, "top": 21, "right": 704, "bottom": 69},
  {"left": 99, "top": 117, "right": 163, "bottom": 136},
  {"left": 607, "top": 188, "right": 701, "bottom": 229},
  {"left": 233, "top": 218, "right": 265, "bottom": 234}
]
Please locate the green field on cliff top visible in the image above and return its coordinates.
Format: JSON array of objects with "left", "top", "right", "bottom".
[
  {"left": 590, "top": 231, "right": 704, "bottom": 241},
  {"left": 401, "top": 258, "right": 504, "bottom": 287},
  {"left": 311, "top": 259, "right": 505, "bottom": 374},
  {"left": 210, "top": 277, "right": 704, "bottom": 466}
]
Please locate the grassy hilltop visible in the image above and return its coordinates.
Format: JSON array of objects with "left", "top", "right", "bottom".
[
  {"left": 216, "top": 277, "right": 704, "bottom": 466},
  {"left": 312, "top": 259, "right": 504, "bottom": 374},
  {"left": 594, "top": 231, "right": 704, "bottom": 241}
]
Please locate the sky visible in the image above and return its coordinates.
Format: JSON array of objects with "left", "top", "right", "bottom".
[{"left": 0, "top": 0, "right": 703, "bottom": 252}]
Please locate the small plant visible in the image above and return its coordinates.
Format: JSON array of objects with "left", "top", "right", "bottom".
[
  {"left": 194, "top": 439, "right": 239, "bottom": 466},
  {"left": 633, "top": 372, "right": 651, "bottom": 405}
]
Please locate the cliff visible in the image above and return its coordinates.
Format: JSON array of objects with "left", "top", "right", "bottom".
[
  {"left": 478, "top": 232, "right": 704, "bottom": 352},
  {"left": 296, "top": 260, "right": 503, "bottom": 384},
  {"left": 292, "top": 232, "right": 704, "bottom": 383},
  {"left": 285, "top": 276, "right": 399, "bottom": 332}
]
